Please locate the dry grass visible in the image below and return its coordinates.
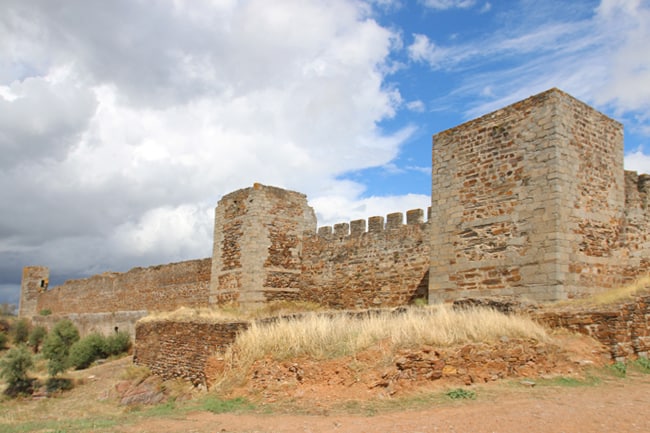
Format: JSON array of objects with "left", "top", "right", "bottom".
[
  {"left": 587, "top": 275, "right": 650, "bottom": 305},
  {"left": 138, "top": 301, "right": 323, "bottom": 324},
  {"left": 552, "top": 275, "right": 650, "bottom": 308},
  {"left": 218, "top": 305, "right": 548, "bottom": 376}
]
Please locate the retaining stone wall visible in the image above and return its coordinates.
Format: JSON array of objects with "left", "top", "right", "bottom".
[
  {"left": 134, "top": 319, "right": 250, "bottom": 385},
  {"left": 537, "top": 295, "right": 650, "bottom": 360}
]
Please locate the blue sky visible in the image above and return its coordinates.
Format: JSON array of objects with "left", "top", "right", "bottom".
[{"left": 1, "top": 0, "right": 649, "bottom": 305}]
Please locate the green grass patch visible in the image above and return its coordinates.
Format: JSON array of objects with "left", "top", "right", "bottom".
[
  {"left": 536, "top": 374, "right": 601, "bottom": 387},
  {"left": 445, "top": 388, "right": 476, "bottom": 400},
  {"left": 1, "top": 417, "right": 119, "bottom": 433},
  {"left": 632, "top": 357, "right": 650, "bottom": 373},
  {"left": 608, "top": 361, "right": 627, "bottom": 378},
  {"left": 199, "top": 396, "right": 255, "bottom": 414}
]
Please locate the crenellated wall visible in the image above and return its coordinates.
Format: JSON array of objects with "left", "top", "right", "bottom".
[
  {"left": 19, "top": 88, "right": 650, "bottom": 340},
  {"left": 300, "top": 209, "right": 430, "bottom": 309}
]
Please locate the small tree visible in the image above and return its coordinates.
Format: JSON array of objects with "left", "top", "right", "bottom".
[
  {"left": 0, "top": 345, "right": 34, "bottom": 396},
  {"left": 28, "top": 326, "right": 47, "bottom": 353},
  {"left": 42, "top": 320, "right": 79, "bottom": 376},
  {"left": 0, "top": 332, "right": 7, "bottom": 351},
  {"left": 69, "top": 333, "right": 105, "bottom": 370},
  {"left": 12, "top": 318, "right": 30, "bottom": 345}
]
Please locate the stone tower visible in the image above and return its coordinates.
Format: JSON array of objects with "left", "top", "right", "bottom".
[
  {"left": 430, "top": 88, "right": 625, "bottom": 302},
  {"left": 19, "top": 266, "right": 49, "bottom": 317},
  {"left": 209, "top": 183, "right": 317, "bottom": 309}
]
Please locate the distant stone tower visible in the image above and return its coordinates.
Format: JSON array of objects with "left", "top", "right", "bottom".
[
  {"left": 430, "top": 88, "right": 625, "bottom": 302},
  {"left": 209, "top": 183, "right": 317, "bottom": 309},
  {"left": 19, "top": 266, "right": 49, "bottom": 317}
]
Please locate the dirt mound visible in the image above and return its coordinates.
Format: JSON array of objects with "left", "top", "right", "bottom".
[{"left": 216, "top": 333, "right": 609, "bottom": 406}]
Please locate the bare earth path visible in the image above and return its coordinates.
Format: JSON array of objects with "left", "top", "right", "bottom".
[{"left": 124, "top": 373, "right": 650, "bottom": 433}]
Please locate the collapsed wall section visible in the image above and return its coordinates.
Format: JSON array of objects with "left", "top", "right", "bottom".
[
  {"left": 300, "top": 210, "right": 430, "bottom": 309},
  {"left": 430, "top": 88, "right": 625, "bottom": 302},
  {"left": 35, "top": 258, "right": 211, "bottom": 315}
]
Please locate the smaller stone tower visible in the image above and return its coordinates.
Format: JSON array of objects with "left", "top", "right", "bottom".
[
  {"left": 209, "top": 183, "right": 317, "bottom": 309},
  {"left": 19, "top": 266, "right": 49, "bottom": 317}
]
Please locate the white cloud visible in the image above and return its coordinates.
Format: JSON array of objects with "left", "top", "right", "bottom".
[
  {"left": 0, "top": 0, "right": 417, "bottom": 292},
  {"left": 311, "top": 193, "right": 431, "bottom": 227},
  {"left": 624, "top": 149, "right": 650, "bottom": 174},
  {"left": 406, "top": 100, "right": 426, "bottom": 112},
  {"left": 407, "top": 34, "right": 450, "bottom": 67},
  {"left": 420, "top": 0, "right": 476, "bottom": 10},
  {"left": 410, "top": 0, "right": 650, "bottom": 129}
]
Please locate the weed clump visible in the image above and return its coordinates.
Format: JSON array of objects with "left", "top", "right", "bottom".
[{"left": 445, "top": 388, "right": 476, "bottom": 400}]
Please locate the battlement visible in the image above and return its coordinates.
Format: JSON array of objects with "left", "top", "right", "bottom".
[
  {"left": 20, "top": 88, "right": 650, "bottom": 333},
  {"left": 316, "top": 207, "right": 430, "bottom": 238}
]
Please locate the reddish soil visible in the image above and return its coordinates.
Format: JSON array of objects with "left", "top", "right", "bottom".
[
  {"left": 124, "top": 373, "right": 650, "bottom": 433},
  {"left": 123, "top": 333, "right": 650, "bottom": 433}
]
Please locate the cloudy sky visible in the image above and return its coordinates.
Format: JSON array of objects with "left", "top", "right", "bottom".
[{"left": 1, "top": 0, "right": 649, "bottom": 305}]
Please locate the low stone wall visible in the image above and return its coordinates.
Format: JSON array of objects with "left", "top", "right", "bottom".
[
  {"left": 133, "top": 297, "right": 650, "bottom": 386},
  {"left": 536, "top": 295, "right": 650, "bottom": 360},
  {"left": 33, "top": 311, "right": 148, "bottom": 338},
  {"left": 133, "top": 319, "right": 250, "bottom": 386}
]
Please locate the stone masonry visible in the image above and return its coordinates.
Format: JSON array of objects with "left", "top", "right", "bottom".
[{"left": 18, "top": 88, "right": 650, "bottom": 337}]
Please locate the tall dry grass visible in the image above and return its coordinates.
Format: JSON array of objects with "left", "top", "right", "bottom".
[
  {"left": 138, "top": 301, "right": 323, "bottom": 323},
  {"left": 219, "top": 305, "right": 548, "bottom": 374},
  {"left": 587, "top": 275, "right": 650, "bottom": 305}
]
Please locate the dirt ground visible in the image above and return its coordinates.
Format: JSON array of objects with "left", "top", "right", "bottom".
[
  {"left": 3, "top": 335, "right": 650, "bottom": 433},
  {"left": 124, "top": 373, "right": 650, "bottom": 433},
  {"left": 127, "top": 333, "right": 650, "bottom": 433}
]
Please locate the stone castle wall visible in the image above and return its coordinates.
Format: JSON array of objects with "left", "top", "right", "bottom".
[
  {"left": 300, "top": 210, "right": 429, "bottom": 309},
  {"left": 23, "top": 259, "right": 211, "bottom": 320},
  {"left": 429, "top": 88, "right": 635, "bottom": 303},
  {"left": 19, "top": 88, "right": 650, "bottom": 338}
]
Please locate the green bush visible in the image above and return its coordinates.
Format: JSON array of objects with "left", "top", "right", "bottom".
[
  {"left": 28, "top": 326, "right": 47, "bottom": 353},
  {"left": 0, "top": 332, "right": 7, "bottom": 350},
  {"left": 12, "top": 318, "right": 30, "bottom": 345},
  {"left": 69, "top": 333, "right": 106, "bottom": 370},
  {"left": 104, "top": 331, "right": 131, "bottom": 356},
  {"left": 68, "top": 331, "right": 131, "bottom": 370},
  {"left": 45, "top": 377, "right": 74, "bottom": 393},
  {"left": 39, "top": 309, "right": 52, "bottom": 316},
  {"left": 42, "top": 319, "right": 79, "bottom": 376},
  {"left": 0, "top": 345, "right": 34, "bottom": 396}
]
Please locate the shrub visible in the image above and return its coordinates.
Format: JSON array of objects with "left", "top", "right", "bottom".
[
  {"left": 12, "top": 318, "right": 30, "bottom": 345},
  {"left": 42, "top": 319, "right": 79, "bottom": 376},
  {"left": 39, "top": 309, "right": 52, "bottom": 316},
  {"left": 69, "top": 333, "right": 106, "bottom": 370},
  {"left": 104, "top": 331, "right": 131, "bottom": 356},
  {"left": 45, "top": 377, "right": 74, "bottom": 393},
  {"left": 69, "top": 331, "right": 131, "bottom": 370},
  {"left": 28, "top": 326, "right": 47, "bottom": 353},
  {"left": 0, "top": 345, "right": 34, "bottom": 396},
  {"left": 0, "top": 332, "right": 7, "bottom": 350}
]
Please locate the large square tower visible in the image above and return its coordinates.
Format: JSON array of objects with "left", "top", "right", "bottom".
[{"left": 430, "top": 89, "right": 625, "bottom": 302}]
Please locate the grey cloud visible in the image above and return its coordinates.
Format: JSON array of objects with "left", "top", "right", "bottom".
[{"left": 0, "top": 78, "right": 97, "bottom": 168}]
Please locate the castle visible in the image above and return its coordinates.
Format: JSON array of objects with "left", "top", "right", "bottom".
[{"left": 19, "top": 88, "right": 650, "bottom": 336}]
